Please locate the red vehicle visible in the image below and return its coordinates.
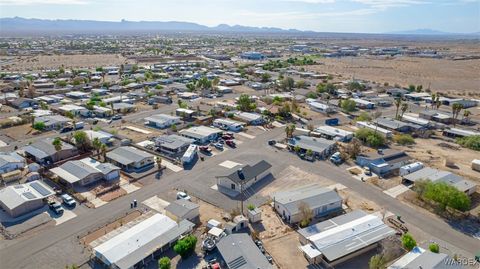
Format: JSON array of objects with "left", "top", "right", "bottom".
[
  {"left": 222, "top": 134, "right": 233, "bottom": 140},
  {"left": 199, "top": 146, "right": 212, "bottom": 153},
  {"left": 225, "top": 140, "right": 236, "bottom": 147}
]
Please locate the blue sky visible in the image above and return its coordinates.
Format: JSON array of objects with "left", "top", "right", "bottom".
[{"left": 0, "top": 0, "right": 479, "bottom": 33}]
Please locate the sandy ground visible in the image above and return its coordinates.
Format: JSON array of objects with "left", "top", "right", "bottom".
[
  {"left": 308, "top": 56, "right": 480, "bottom": 94},
  {"left": 2, "top": 54, "right": 128, "bottom": 71},
  {"left": 0, "top": 123, "right": 53, "bottom": 143},
  {"left": 391, "top": 137, "right": 480, "bottom": 182}
]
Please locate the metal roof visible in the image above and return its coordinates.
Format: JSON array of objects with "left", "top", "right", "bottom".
[
  {"left": 403, "top": 167, "right": 476, "bottom": 193},
  {"left": 50, "top": 158, "right": 120, "bottom": 184},
  {"left": 180, "top": 126, "right": 222, "bottom": 140},
  {"left": 155, "top": 135, "right": 194, "bottom": 150},
  {"left": 217, "top": 233, "right": 272, "bottom": 269},
  {"left": 221, "top": 160, "right": 272, "bottom": 184},
  {"left": 106, "top": 146, "right": 153, "bottom": 166},
  {"left": 299, "top": 210, "right": 395, "bottom": 262},
  {"left": 93, "top": 214, "right": 194, "bottom": 269},
  {"left": 165, "top": 199, "right": 199, "bottom": 218},
  {"left": 23, "top": 138, "right": 76, "bottom": 160},
  {"left": 272, "top": 184, "right": 342, "bottom": 216},
  {"left": 389, "top": 251, "right": 465, "bottom": 269},
  {"left": 287, "top": 135, "right": 336, "bottom": 153}
]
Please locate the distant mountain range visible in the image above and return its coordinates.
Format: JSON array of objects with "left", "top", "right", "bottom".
[
  {"left": 0, "top": 17, "right": 478, "bottom": 37},
  {"left": 0, "top": 17, "right": 309, "bottom": 35}
]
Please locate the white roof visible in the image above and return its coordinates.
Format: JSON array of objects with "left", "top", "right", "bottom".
[
  {"left": 356, "top": 121, "right": 392, "bottom": 135},
  {"left": 59, "top": 104, "right": 85, "bottom": 111},
  {"left": 94, "top": 214, "right": 177, "bottom": 265},
  {"left": 300, "top": 244, "right": 322, "bottom": 259},
  {"left": 208, "top": 227, "right": 224, "bottom": 238}
]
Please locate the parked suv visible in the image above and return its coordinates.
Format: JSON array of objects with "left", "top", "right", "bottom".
[
  {"left": 48, "top": 201, "right": 64, "bottom": 215},
  {"left": 61, "top": 194, "right": 76, "bottom": 207}
]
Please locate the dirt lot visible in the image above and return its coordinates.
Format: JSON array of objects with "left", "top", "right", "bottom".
[
  {"left": 0, "top": 123, "right": 54, "bottom": 142},
  {"left": 2, "top": 54, "right": 128, "bottom": 71},
  {"left": 307, "top": 56, "right": 480, "bottom": 95},
  {"left": 263, "top": 231, "right": 308, "bottom": 269},
  {"left": 391, "top": 137, "right": 480, "bottom": 182},
  {"left": 80, "top": 210, "right": 142, "bottom": 246},
  {"left": 259, "top": 165, "right": 334, "bottom": 196}
]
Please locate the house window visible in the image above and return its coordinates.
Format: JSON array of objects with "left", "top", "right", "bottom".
[{"left": 231, "top": 184, "right": 235, "bottom": 190}]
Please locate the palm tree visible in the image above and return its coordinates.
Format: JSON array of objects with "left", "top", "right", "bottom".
[
  {"left": 394, "top": 98, "right": 402, "bottom": 119},
  {"left": 285, "top": 124, "right": 295, "bottom": 139},
  {"left": 400, "top": 103, "right": 408, "bottom": 120},
  {"left": 452, "top": 103, "right": 463, "bottom": 127},
  {"left": 430, "top": 93, "right": 436, "bottom": 109},
  {"left": 92, "top": 138, "right": 102, "bottom": 156},
  {"left": 156, "top": 157, "right": 162, "bottom": 172},
  {"left": 110, "top": 102, "right": 115, "bottom": 116},
  {"left": 52, "top": 137, "right": 63, "bottom": 151},
  {"left": 463, "top": 110, "right": 472, "bottom": 124},
  {"left": 100, "top": 144, "right": 107, "bottom": 161},
  {"left": 435, "top": 96, "right": 441, "bottom": 110}
]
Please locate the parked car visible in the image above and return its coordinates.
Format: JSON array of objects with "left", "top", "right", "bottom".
[
  {"left": 329, "top": 152, "right": 343, "bottom": 165},
  {"left": 268, "top": 140, "right": 276, "bottom": 146},
  {"left": 48, "top": 201, "right": 64, "bottom": 215},
  {"left": 60, "top": 194, "right": 76, "bottom": 207},
  {"left": 176, "top": 191, "right": 191, "bottom": 201},
  {"left": 199, "top": 146, "right": 212, "bottom": 153},
  {"left": 112, "top": 114, "right": 122, "bottom": 120},
  {"left": 265, "top": 254, "right": 273, "bottom": 263},
  {"left": 364, "top": 167, "right": 372, "bottom": 176},
  {"left": 213, "top": 143, "right": 224, "bottom": 150},
  {"left": 222, "top": 134, "right": 233, "bottom": 140},
  {"left": 225, "top": 140, "right": 236, "bottom": 148}
]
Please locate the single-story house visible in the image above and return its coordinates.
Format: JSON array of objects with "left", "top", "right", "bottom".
[
  {"left": 175, "top": 108, "right": 196, "bottom": 120},
  {"left": 352, "top": 98, "right": 375, "bottom": 109},
  {"left": 308, "top": 101, "right": 335, "bottom": 114},
  {"left": 8, "top": 98, "right": 38, "bottom": 109},
  {"left": 216, "top": 160, "right": 272, "bottom": 195},
  {"left": 356, "top": 121, "right": 393, "bottom": 138},
  {"left": 404, "top": 92, "right": 430, "bottom": 101},
  {"left": 50, "top": 158, "right": 120, "bottom": 187},
  {"left": 56, "top": 104, "right": 89, "bottom": 117},
  {"left": 34, "top": 115, "right": 71, "bottom": 131},
  {"left": 179, "top": 126, "right": 222, "bottom": 144},
  {"left": 287, "top": 135, "right": 336, "bottom": 159},
  {"left": 106, "top": 146, "right": 155, "bottom": 172},
  {"left": 84, "top": 130, "right": 115, "bottom": 145},
  {"left": 442, "top": 128, "right": 480, "bottom": 138},
  {"left": 386, "top": 88, "right": 409, "bottom": 97},
  {"left": 388, "top": 247, "right": 465, "bottom": 269},
  {"left": 234, "top": 111, "right": 264, "bottom": 125},
  {"left": 0, "top": 152, "right": 26, "bottom": 175},
  {"left": 373, "top": 117, "right": 422, "bottom": 133},
  {"left": 154, "top": 135, "right": 194, "bottom": 157},
  {"left": 356, "top": 149, "right": 411, "bottom": 177},
  {"left": 92, "top": 213, "right": 194, "bottom": 269},
  {"left": 271, "top": 184, "right": 343, "bottom": 224},
  {"left": 419, "top": 110, "right": 453, "bottom": 124},
  {"left": 213, "top": 118, "right": 245, "bottom": 132},
  {"left": 144, "top": 114, "right": 181, "bottom": 129},
  {"left": 298, "top": 210, "right": 395, "bottom": 266},
  {"left": 165, "top": 199, "right": 200, "bottom": 223},
  {"left": 216, "top": 233, "right": 272, "bottom": 269},
  {"left": 402, "top": 167, "right": 477, "bottom": 195},
  {"left": 313, "top": 126, "right": 353, "bottom": 142},
  {"left": 0, "top": 180, "right": 55, "bottom": 217},
  {"left": 23, "top": 138, "right": 78, "bottom": 165}
]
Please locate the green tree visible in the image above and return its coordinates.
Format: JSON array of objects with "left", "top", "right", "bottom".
[
  {"left": 173, "top": 235, "right": 197, "bottom": 259},
  {"left": 237, "top": 94, "right": 256, "bottom": 112},
  {"left": 260, "top": 73, "right": 271, "bottom": 82},
  {"left": 280, "top": 77, "right": 295, "bottom": 91},
  {"left": 451, "top": 103, "right": 463, "bottom": 127},
  {"left": 355, "top": 112, "right": 372, "bottom": 122},
  {"left": 400, "top": 103, "right": 408, "bottom": 119},
  {"left": 285, "top": 124, "right": 296, "bottom": 138},
  {"left": 422, "top": 181, "right": 471, "bottom": 211},
  {"left": 341, "top": 99, "right": 357, "bottom": 112},
  {"left": 33, "top": 121, "right": 46, "bottom": 131},
  {"left": 355, "top": 128, "right": 386, "bottom": 148},
  {"left": 429, "top": 243, "right": 440, "bottom": 253},
  {"left": 394, "top": 98, "right": 402, "bottom": 119},
  {"left": 401, "top": 233, "right": 417, "bottom": 251},
  {"left": 158, "top": 257, "right": 171, "bottom": 269},
  {"left": 73, "top": 131, "right": 91, "bottom": 152},
  {"left": 306, "top": 149, "right": 313, "bottom": 156},
  {"left": 92, "top": 137, "right": 102, "bottom": 155},
  {"left": 52, "top": 137, "right": 63, "bottom": 151},
  {"left": 369, "top": 254, "right": 387, "bottom": 269}
]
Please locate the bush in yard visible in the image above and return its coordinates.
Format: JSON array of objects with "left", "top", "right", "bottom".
[
  {"left": 393, "top": 134, "right": 415, "bottom": 145},
  {"left": 401, "top": 233, "right": 417, "bottom": 251},
  {"left": 422, "top": 181, "right": 471, "bottom": 211},
  {"left": 355, "top": 128, "right": 386, "bottom": 148},
  {"left": 173, "top": 235, "right": 197, "bottom": 259},
  {"left": 429, "top": 243, "right": 440, "bottom": 253},
  {"left": 158, "top": 257, "right": 171, "bottom": 269},
  {"left": 456, "top": 135, "right": 480, "bottom": 151},
  {"left": 341, "top": 99, "right": 356, "bottom": 112}
]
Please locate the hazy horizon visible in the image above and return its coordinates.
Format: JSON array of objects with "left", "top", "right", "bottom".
[{"left": 0, "top": 0, "right": 479, "bottom": 34}]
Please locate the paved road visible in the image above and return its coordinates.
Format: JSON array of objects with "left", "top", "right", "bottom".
[{"left": 1, "top": 125, "right": 479, "bottom": 269}]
